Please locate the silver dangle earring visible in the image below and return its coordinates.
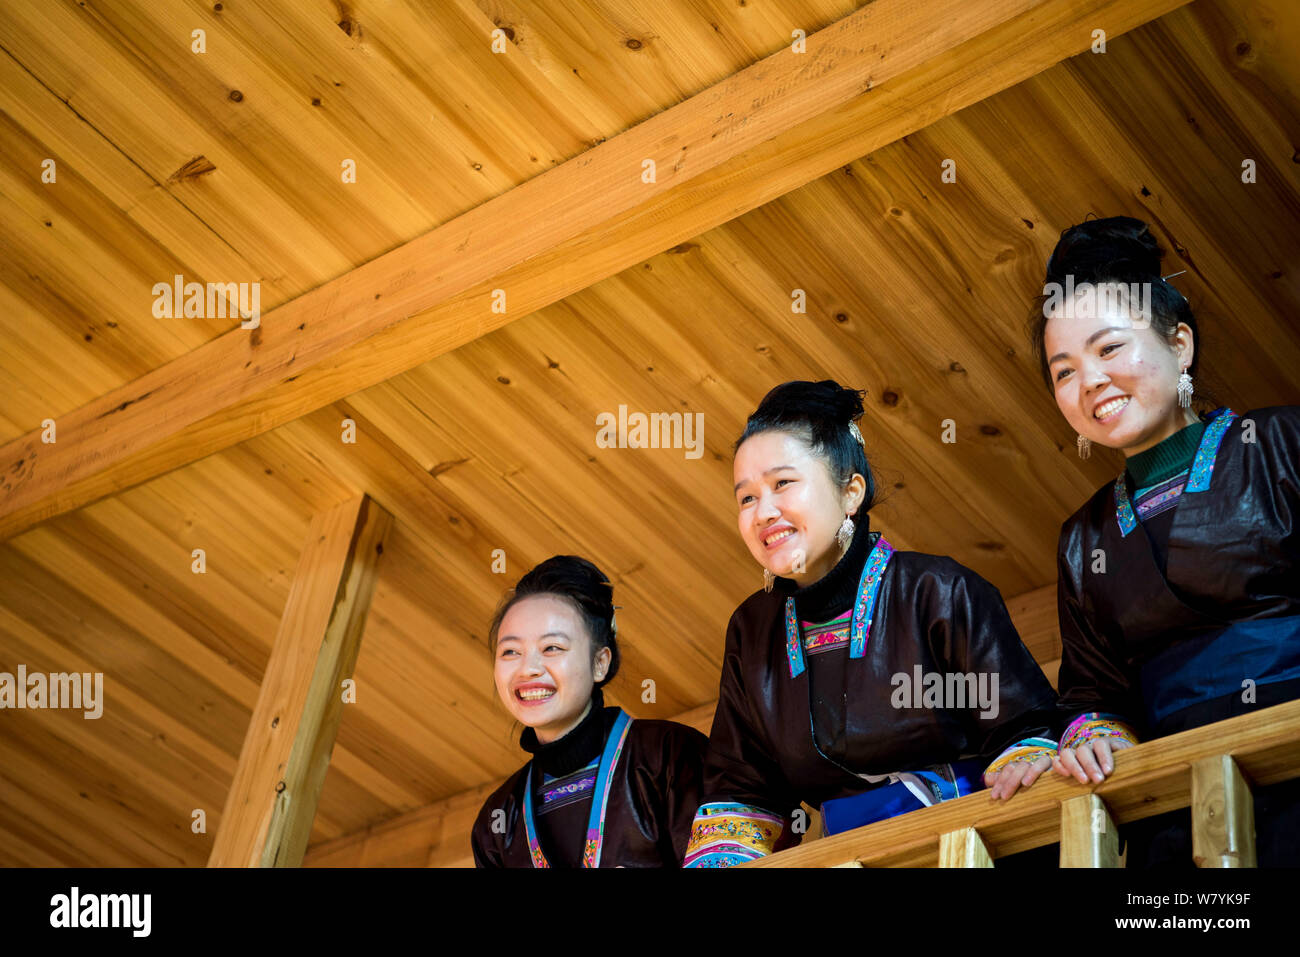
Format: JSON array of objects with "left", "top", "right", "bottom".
[
  {"left": 1077, "top": 434, "right": 1091, "bottom": 459},
  {"left": 1177, "top": 368, "right": 1194, "bottom": 408},
  {"left": 836, "top": 515, "right": 855, "bottom": 554},
  {"left": 763, "top": 568, "right": 775, "bottom": 593}
]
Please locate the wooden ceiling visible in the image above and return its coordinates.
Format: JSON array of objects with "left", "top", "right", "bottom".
[{"left": 1, "top": 0, "right": 1297, "bottom": 866}]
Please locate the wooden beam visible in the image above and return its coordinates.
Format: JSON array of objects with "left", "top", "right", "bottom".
[
  {"left": 1191, "top": 754, "right": 1256, "bottom": 868},
  {"left": 0, "top": 0, "right": 1192, "bottom": 541},
  {"left": 209, "top": 494, "right": 391, "bottom": 867},
  {"left": 1060, "top": 793, "right": 1120, "bottom": 867},
  {"left": 938, "top": 827, "right": 994, "bottom": 867}
]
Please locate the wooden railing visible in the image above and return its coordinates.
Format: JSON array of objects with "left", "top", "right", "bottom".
[{"left": 747, "top": 699, "right": 1300, "bottom": 867}]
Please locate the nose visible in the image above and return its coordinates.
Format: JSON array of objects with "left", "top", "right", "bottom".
[
  {"left": 520, "top": 646, "right": 545, "bottom": 676},
  {"left": 754, "top": 487, "right": 780, "bottom": 524},
  {"left": 1078, "top": 356, "right": 1109, "bottom": 394}
]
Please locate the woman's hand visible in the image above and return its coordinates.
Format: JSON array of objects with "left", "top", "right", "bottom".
[
  {"left": 984, "top": 754, "right": 1053, "bottom": 801},
  {"left": 1053, "top": 737, "right": 1134, "bottom": 784}
]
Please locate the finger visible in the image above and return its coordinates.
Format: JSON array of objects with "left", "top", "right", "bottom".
[
  {"left": 1060, "top": 746, "right": 1090, "bottom": 784},
  {"left": 993, "top": 764, "right": 1013, "bottom": 806},
  {"left": 990, "top": 767, "right": 1011, "bottom": 800},
  {"left": 1074, "top": 744, "right": 1105, "bottom": 783},
  {"left": 1021, "top": 755, "right": 1052, "bottom": 788},
  {"left": 1090, "top": 738, "right": 1115, "bottom": 776},
  {"left": 998, "top": 763, "right": 1030, "bottom": 800},
  {"left": 987, "top": 769, "right": 1003, "bottom": 800}
]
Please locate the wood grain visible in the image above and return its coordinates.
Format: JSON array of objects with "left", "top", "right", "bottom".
[{"left": 208, "top": 495, "right": 391, "bottom": 867}]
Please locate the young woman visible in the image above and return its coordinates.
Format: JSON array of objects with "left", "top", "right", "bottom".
[
  {"left": 470, "top": 555, "right": 708, "bottom": 867},
  {"left": 683, "top": 381, "right": 1059, "bottom": 867},
  {"left": 1033, "top": 215, "right": 1300, "bottom": 866}
]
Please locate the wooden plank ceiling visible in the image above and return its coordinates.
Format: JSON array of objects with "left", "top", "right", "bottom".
[{"left": 1, "top": 0, "right": 1297, "bottom": 866}]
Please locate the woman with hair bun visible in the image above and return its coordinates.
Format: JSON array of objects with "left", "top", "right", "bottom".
[
  {"left": 682, "top": 381, "right": 1059, "bottom": 867},
  {"left": 1033, "top": 215, "right": 1300, "bottom": 866},
  {"left": 470, "top": 555, "right": 708, "bottom": 867}
]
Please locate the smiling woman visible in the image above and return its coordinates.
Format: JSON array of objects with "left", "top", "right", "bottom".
[
  {"left": 469, "top": 556, "right": 708, "bottom": 868},
  {"left": 683, "top": 381, "right": 1060, "bottom": 867},
  {"left": 1029, "top": 216, "right": 1300, "bottom": 866}
]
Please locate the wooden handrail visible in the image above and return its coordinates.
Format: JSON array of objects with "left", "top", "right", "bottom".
[{"left": 745, "top": 699, "right": 1300, "bottom": 867}]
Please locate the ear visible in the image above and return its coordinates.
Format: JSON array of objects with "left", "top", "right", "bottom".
[
  {"left": 1174, "top": 321, "right": 1195, "bottom": 371},
  {"left": 843, "top": 472, "right": 868, "bottom": 517},
  {"left": 593, "top": 644, "right": 612, "bottom": 682}
]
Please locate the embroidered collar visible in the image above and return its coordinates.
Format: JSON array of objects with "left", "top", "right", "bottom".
[
  {"left": 1114, "top": 408, "right": 1236, "bottom": 536},
  {"left": 785, "top": 537, "right": 893, "bottom": 678},
  {"left": 523, "top": 708, "right": 632, "bottom": 868}
]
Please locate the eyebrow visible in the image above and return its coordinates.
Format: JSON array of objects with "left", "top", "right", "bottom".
[
  {"left": 497, "top": 631, "right": 570, "bottom": 644},
  {"left": 1047, "top": 325, "right": 1129, "bottom": 365},
  {"left": 734, "top": 465, "right": 797, "bottom": 494}
]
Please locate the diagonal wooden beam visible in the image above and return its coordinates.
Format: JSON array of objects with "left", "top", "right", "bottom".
[
  {"left": 208, "top": 494, "right": 392, "bottom": 867},
  {"left": 0, "top": 0, "right": 1190, "bottom": 541}
]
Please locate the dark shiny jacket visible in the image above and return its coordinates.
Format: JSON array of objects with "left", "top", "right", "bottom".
[
  {"left": 470, "top": 709, "right": 708, "bottom": 867},
  {"left": 1056, "top": 406, "right": 1300, "bottom": 738},
  {"left": 702, "top": 548, "right": 1057, "bottom": 850}
]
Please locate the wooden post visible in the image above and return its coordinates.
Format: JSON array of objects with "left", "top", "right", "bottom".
[
  {"left": 209, "top": 495, "right": 392, "bottom": 867},
  {"left": 938, "top": 827, "right": 993, "bottom": 867},
  {"left": 1191, "top": 754, "right": 1256, "bottom": 868},
  {"left": 1060, "top": 794, "right": 1120, "bottom": 867}
]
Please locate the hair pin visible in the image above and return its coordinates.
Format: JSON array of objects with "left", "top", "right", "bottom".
[{"left": 1161, "top": 270, "right": 1187, "bottom": 281}]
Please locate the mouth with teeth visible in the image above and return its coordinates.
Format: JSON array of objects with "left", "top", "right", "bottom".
[
  {"left": 1093, "top": 396, "right": 1130, "bottom": 422},
  {"left": 762, "top": 525, "right": 796, "bottom": 550},
  {"left": 515, "top": 685, "right": 557, "bottom": 705}
]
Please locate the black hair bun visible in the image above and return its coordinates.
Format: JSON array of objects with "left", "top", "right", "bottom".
[
  {"left": 519, "top": 555, "right": 613, "bottom": 620},
  {"left": 754, "top": 379, "right": 864, "bottom": 430},
  {"left": 1045, "top": 214, "right": 1164, "bottom": 286}
]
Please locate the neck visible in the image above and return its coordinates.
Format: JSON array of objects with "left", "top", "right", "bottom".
[
  {"left": 789, "top": 545, "right": 840, "bottom": 586},
  {"left": 534, "top": 698, "right": 592, "bottom": 745},
  {"left": 1121, "top": 406, "right": 1200, "bottom": 458}
]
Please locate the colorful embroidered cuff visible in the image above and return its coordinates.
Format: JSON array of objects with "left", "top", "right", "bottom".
[
  {"left": 1059, "top": 712, "right": 1139, "bottom": 752},
  {"left": 682, "top": 802, "right": 784, "bottom": 868},
  {"left": 982, "top": 736, "right": 1057, "bottom": 777}
]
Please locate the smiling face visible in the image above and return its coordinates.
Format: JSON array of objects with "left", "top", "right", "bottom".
[
  {"left": 493, "top": 594, "right": 611, "bottom": 743},
  {"left": 1044, "top": 285, "right": 1197, "bottom": 456},
  {"left": 733, "top": 430, "right": 865, "bottom": 586}
]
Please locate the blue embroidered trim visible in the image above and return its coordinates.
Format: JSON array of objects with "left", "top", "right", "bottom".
[
  {"left": 523, "top": 709, "right": 632, "bottom": 868},
  {"left": 1114, "top": 476, "right": 1137, "bottom": 537},
  {"left": 785, "top": 537, "right": 894, "bottom": 678},
  {"left": 1186, "top": 409, "right": 1236, "bottom": 492},
  {"left": 1113, "top": 409, "right": 1235, "bottom": 536}
]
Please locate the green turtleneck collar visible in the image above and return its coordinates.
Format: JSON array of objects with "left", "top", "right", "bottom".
[{"left": 1126, "top": 418, "right": 1206, "bottom": 489}]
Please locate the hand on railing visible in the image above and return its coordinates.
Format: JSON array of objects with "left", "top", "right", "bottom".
[
  {"left": 1052, "top": 737, "right": 1135, "bottom": 784},
  {"left": 983, "top": 755, "right": 1052, "bottom": 800}
]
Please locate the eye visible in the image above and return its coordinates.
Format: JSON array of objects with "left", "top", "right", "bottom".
[
  {"left": 775, "top": 478, "right": 792, "bottom": 487},
  {"left": 1100, "top": 342, "right": 1123, "bottom": 356},
  {"left": 544, "top": 644, "right": 563, "bottom": 653},
  {"left": 1054, "top": 367, "right": 1072, "bottom": 382},
  {"left": 738, "top": 493, "right": 753, "bottom": 506},
  {"left": 499, "top": 648, "right": 517, "bottom": 659}
]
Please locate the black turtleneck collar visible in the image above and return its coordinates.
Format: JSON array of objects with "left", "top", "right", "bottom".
[
  {"left": 774, "top": 518, "right": 877, "bottom": 623},
  {"left": 519, "top": 687, "right": 608, "bottom": 777}
]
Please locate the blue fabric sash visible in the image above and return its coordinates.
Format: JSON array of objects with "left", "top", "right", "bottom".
[
  {"left": 1139, "top": 615, "right": 1300, "bottom": 727},
  {"left": 820, "top": 759, "right": 987, "bottom": 836}
]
